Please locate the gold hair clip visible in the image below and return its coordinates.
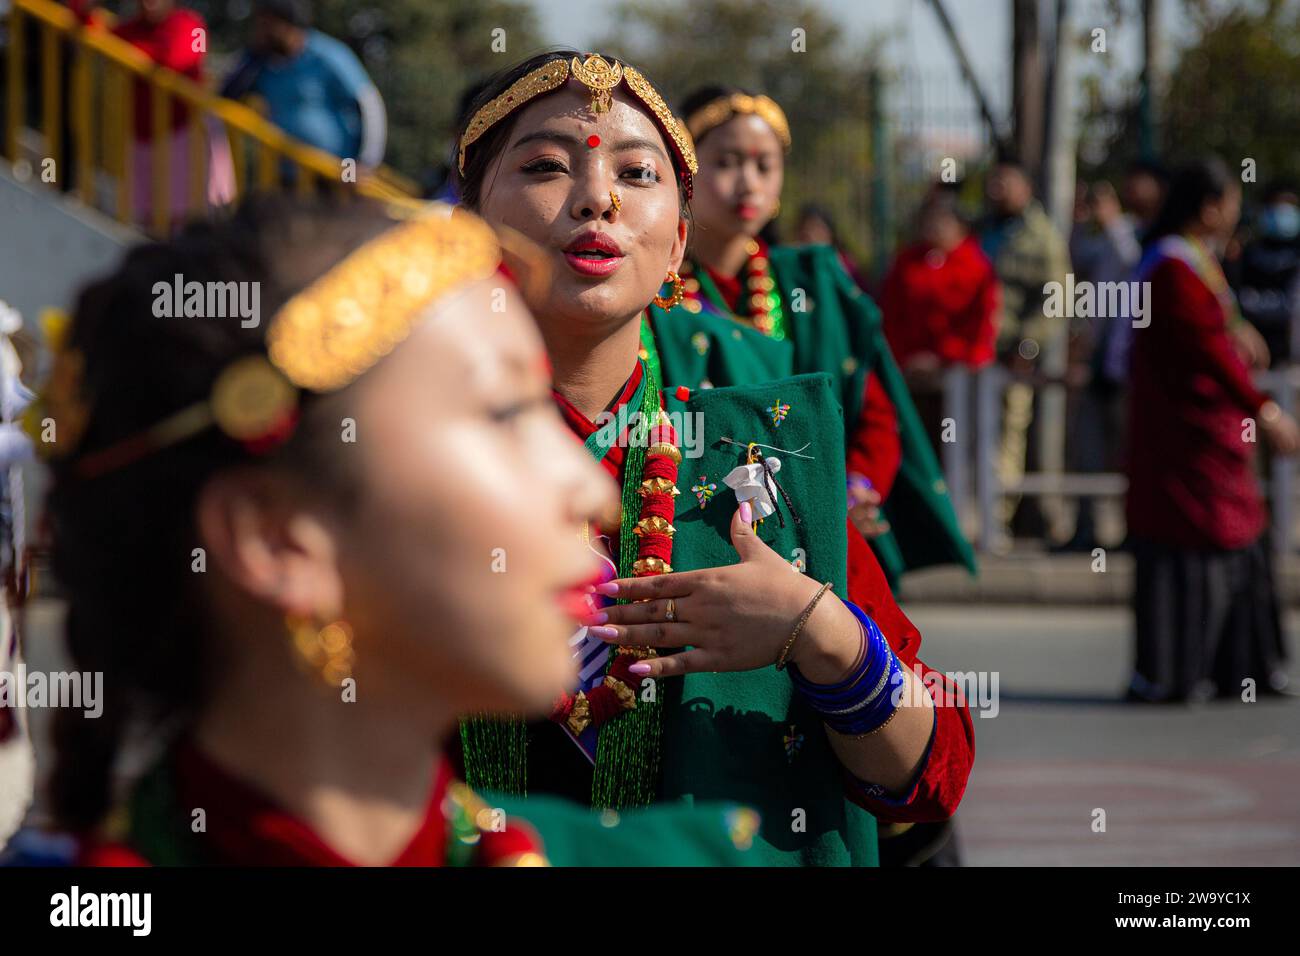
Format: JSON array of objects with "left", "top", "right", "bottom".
[
  {"left": 457, "top": 53, "right": 698, "bottom": 195},
  {"left": 685, "top": 93, "right": 792, "bottom": 152}
]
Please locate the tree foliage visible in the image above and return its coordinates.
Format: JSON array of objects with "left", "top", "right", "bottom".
[{"left": 1080, "top": 0, "right": 1300, "bottom": 191}]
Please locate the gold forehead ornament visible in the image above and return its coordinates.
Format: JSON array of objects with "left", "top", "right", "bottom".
[
  {"left": 685, "top": 93, "right": 792, "bottom": 152},
  {"left": 570, "top": 53, "right": 624, "bottom": 114},
  {"left": 457, "top": 53, "right": 697, "bottom": 196}
]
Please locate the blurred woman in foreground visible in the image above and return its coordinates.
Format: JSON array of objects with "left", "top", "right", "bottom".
[{"left": 27, "top": 197, "right": 749, "bottom": 866}]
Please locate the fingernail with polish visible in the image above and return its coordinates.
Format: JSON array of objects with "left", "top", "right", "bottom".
[
  {"left": 628, "top": 662, "right": 652, "bottom": 675},
  {"left": 593, "top": 581, "right": 620, "bottom": 596},
  {"left": 588, "top": 625, "right": 619, "bottom": 640},
  {"left": 583, "top": 611, "right": 609, "bottom": 625},
  {"left": 739, "top": 500, "right": 752, "bottom": 523}
]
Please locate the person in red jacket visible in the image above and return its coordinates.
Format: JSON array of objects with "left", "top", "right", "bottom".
[
  {"left": 882, "top": 191, "right": 999, "bottom": 454},
  {"left": 883, "top": 192, "right": 999, "bottom": 371},
  {"left": 1126, "top": 157, "right": 1299, "bottom": 702},
  {"left": 74, "top": 0, "right": 235, "bottom": 227}
]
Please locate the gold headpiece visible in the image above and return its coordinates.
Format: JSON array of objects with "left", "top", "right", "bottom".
[
  {"left": 457, "top": 53, "right": 697, "bottom": 197},
  {"left": 268, "top": 206, "right": 500, "bottom": 391},
  {"left": 684, "top": 93, "right": 792, "bottom": 152},
  {"left": 569, "top": 54, "right": 623, "bottom": 114},
  {"left": 34, "top": 205, "right": 503, "bottom": 477}
]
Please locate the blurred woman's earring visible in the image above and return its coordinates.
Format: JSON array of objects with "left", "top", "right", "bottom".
[
  {"left": 288, "top": 615, "right": 356, "bottom": 686},
  {"left": 771, "top": 199, "right": 781, "bottom": 219},
  {"left": 652, "top": 271, "right": 685, "bottom": 310}
]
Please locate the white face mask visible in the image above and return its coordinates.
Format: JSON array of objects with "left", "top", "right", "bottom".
[{"left": 1262, "top": 202, "right": 1300, "bottom": 241}]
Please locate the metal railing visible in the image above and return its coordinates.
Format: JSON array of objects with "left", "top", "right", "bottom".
[
  {"left": 4, "top": 0, "right": 421, "bottom": 233},
  {"left": 937, "top": 363, "right": 1300, "bottom": 554}
]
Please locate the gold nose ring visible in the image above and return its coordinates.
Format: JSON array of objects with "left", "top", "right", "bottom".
[{"left": 609, "top": 190, "right": 621, "bottom": 213}]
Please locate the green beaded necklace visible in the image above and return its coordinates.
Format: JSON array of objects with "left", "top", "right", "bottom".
[{"left": 461, "top": 315, "right": 668, "bottom": 809}]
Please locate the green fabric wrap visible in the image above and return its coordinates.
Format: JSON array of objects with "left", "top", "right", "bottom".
[
  {"left": 653, "top": 243, "right": 976, "bottom": 583},
  {"left": 487, "top": 793, "right": 758, "bottom": 866},
  {"left": 656, "top": 372, "right": 878, "bottom": 866}
]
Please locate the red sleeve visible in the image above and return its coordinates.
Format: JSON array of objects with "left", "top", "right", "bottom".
[
  {"left": 115, "top": 12, "right": 207, "bottom": 76},
  {"left": 79, "top": 840, "right": 151, "bottom": 866},
  {"left": 839, "top": 527, "right": 975, "bottom": 822},
  {"left": 844, "top": 374, "right": 901, "bottom": 501},
  {"left": 1152, "top": 258, "right": 1266, "bottom": 413},
  {"left": 477, "top": 820, "right": 548, "bottom": 866},
  {"left": 157, "top": 12, "right": 206, "bottom": 76},
  {"left": 67, "top": 0, "right": 99, "bottom": 23}
]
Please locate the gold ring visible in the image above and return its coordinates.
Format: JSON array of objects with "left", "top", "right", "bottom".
[{"left": 665, "top": 598, "right": 677, "bottom": 622}]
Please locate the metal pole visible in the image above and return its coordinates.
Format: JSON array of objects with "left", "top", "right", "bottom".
[
  {"left": 1271, "top": 370, "right": 1295, "bottom": 556},
  {"left": 1140, "top": 0, "right": 1165, "bottom": 160},
  {"left": 925, "top": 0, "right": 1008, "bottom": 154},
  {"left": 1012, "top": 0, "right": 1045, "bottom": 176},
  {"left": 976, "top": 365, "right": 1003, "bottom": 551},
  {"left": 943, "top": 365, "right": 971, "bottom": 531}
]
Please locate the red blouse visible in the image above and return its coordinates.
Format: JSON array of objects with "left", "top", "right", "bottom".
[
  {"left": 554, "top": 365, "right": 973, "bottom": 823},
  {"left": 81, "top": 745, "right": 544, "bottom": 866},
  {"left": 1126, "top": 256, "right": 1268, "bottom": 550}
]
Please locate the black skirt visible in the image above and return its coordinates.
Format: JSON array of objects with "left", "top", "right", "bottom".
[{"left": 1130, "top": 536, "right": 1290, "bottom": 701}]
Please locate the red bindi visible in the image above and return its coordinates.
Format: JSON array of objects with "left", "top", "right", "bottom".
[{"left": 587, "top": 134, "right": 601, "bottom": 148}]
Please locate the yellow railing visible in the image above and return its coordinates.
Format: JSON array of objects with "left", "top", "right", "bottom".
[{"left": 5, "top": 0, "right": 421, "bottom": 234}]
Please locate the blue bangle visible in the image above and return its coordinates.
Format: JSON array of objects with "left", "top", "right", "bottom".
[{"left": 789, "top": 602, "right": 902, "bottom": 736}]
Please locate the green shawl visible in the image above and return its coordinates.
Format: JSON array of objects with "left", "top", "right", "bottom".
[
  {"left": 654, "top": 244, "right": 977, "bottom": 584},
  {"left": 656, "top": 371, "right": 879, "bottom": 865},
  {"left": 463, "top": 372, "right": 880, "bottom": 865}
]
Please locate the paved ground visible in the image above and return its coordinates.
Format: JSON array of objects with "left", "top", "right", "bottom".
[{"left": 908, "top": 603, "right": 1300, "bottom": 865}]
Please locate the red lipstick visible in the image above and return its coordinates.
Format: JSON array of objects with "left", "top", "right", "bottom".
[{"left": 563, "top": 231, "right": 625, "bottom": 277}]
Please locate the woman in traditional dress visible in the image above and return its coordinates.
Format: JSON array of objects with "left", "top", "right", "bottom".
[
  {"left": 652, "top": 85, "right": 974, "bottom": 585},
  {"left": 1126, "top": 158, "right": 1298, "bottom": 702},
  {"left": 25, "top": 196, "right": 751, "bottom": 866},
  {"left": 456, "top": 50, "right": 974, "bottom": 865}
]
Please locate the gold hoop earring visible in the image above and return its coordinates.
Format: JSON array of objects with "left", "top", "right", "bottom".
[
  {"left": 651, "top": 271, "right": 685, "bottom": 310},
  {"left": 288, "top": 615, "right": 356, "bottom": 686}
]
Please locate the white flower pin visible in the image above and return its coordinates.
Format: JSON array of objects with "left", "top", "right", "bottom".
[{"left": 723, "top": 456, "right": 782, "bottom": 520}]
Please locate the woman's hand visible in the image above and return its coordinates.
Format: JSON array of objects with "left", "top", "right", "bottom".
[
  {"left": 847, "top": 474, "right": 890, "bottom": 539},
  {"left": 585, "top": 502, "right": 862, "bottom": 681},
  {"left": 1260, "top": 401, "right": 1300, "bottom": 455},
  {"left": 1232, "top": 321, "right": 1271, "bottom": 370}
]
